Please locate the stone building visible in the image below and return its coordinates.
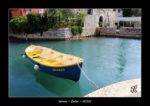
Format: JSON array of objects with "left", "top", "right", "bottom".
[
  {"left": 116, "top": 17, "right": 141, "bottom": 28},
  {"left": 9, "top": 8, "right": 46, "bottom": 17},
  {"left": 81, "top": 9, "right": 117, "bottom": 36},
  {"left": 113, "top": 9, "right": 123, "bottom": 17}
]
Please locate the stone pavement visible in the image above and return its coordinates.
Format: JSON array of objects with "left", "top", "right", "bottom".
[{"left": 85, "top": 79, "right": 141, "bottom": 97}]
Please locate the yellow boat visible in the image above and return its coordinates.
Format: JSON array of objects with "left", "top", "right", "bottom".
[{"left": 24, "top": 45, "right": 83, "bottom": 81}]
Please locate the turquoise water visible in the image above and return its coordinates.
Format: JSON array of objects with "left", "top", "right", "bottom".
[{"left": 9, "top": 37, "right": 141, "bottom": 97}]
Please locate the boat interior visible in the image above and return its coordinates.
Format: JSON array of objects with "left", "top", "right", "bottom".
[{"left": 25, "top": 45, "right": 83, "bottom": 67}]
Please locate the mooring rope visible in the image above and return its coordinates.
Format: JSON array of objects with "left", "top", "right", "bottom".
[{"left": 77, "top": 64, "right": 99, "bottom": 89}]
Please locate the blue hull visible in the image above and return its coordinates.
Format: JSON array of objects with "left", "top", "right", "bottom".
[{"left": 26, "top": 54, "right": 82, "bottom": 81}]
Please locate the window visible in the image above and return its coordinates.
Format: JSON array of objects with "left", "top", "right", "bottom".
[
  {"left": 39, "top": 9, "right": 44, "bottom": 13},
  {"left": 88, "top": 9, "right": 93, "bottom": 15},
  {"left": 118, "top": 9, "right": 121, "bottom": 13},
  {"left": 113, "top": 9, "right": 116, "bottom": 11}
]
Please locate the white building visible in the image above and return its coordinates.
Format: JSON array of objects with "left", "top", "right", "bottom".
[
  {"left": 82, "top": 9, "right": 117, "bottom": 36},
  {"left": 116, "top": 17, "right": 141, "bottom": 28},
  {"left": 113, "top": 9, "right": 123, "bottom": 17}
]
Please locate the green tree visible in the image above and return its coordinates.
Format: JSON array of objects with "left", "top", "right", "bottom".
[
  {"left": 71, "top": 26, "right": 82, "bottom": 36},
  {"left": 46, "top": 9, "right": 63, "bottom": 28},
  {"left": 9, "top": 16, "right": 27, "bottom": 34},
  {"left": 24, "top": 13, "right": 41, "bottom": 34},
  {"left": 123, "top": 8, "right": 141, "bottom": 17},
  {"left": 39, "top": 12, "right": 49, "bottom": 36},
  {"left": 24, "top": 13, "right": 49, "bottom": 36},
  {"left": 60, "top": 9, "right": 74, "bottom": 20},
  {"left": 46, "top": 9, "right": 76, "bottom": 28},
  {"left": 132, "top": 9, "right": 141, "bottom": 16},
  {"left": 123, "top": 9, "right": 132, "bottom": 17}
]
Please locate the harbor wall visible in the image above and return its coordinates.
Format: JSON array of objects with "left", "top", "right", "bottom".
[
  {"left": 95, "top": 27, "right": 141, "bottom": 39},
  {"left": 9, "top": 28, "right": 73, "bottom": 41},
  {"left": 9, "top": 27, "right": 141, "bottom": 41},
  {"left": 81, "top": 9, "right": 116, "bottom": 36}
]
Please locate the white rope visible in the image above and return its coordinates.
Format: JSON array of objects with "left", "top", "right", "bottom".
[{"left": 77, "top": 64, "right": 99, "bottom": 89}]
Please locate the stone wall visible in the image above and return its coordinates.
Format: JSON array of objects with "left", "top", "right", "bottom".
[
  {"left": 9, "top": 9, "right": 117, "bottom": 38},
  {"left": 81, "top": 15, "right": 97, "bottom": 36},
  {"left": 81, "top": 9, "right": 116, "bottom": 36},
  {"left": 26, "top": 28, "right": 73, "bottom": 39},
  {"left": 119, "top": 27, "right": 141, "bottom": 35},
  {"left": 95, "top": 27, "right": 141, "bottom": 38},
  {"left": 92, "top": 9, "right": 116, "bottom": 27},
  {"left": 9, "top": 28, "right": 73, "bottom": 40},
  {"left": 42, "top": 28, "right": 72, "bottom": 38}
]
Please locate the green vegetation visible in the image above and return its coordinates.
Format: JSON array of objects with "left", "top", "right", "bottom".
[
  {"left": 71, "top": 26, "right": 82, "bottom": 35},
  {"left": 46, "top": 9, "right": 86, "bottom": 29},
  {"left": 122, "top": 8, "right": 141, "bottom": 17},
  {"left": 24, "top": 13, "right": 49, "bottom": 36},
  {"left": 25, "top": 13, "right": 41, "bottom": 34},
  {"left": 9, "top": 9, "right": 87, "bottom": 36},
  {"left": 9, "top": 16, "right": 27, "bottom": 34}
]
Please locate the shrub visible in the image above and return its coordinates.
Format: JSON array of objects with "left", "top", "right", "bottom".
[
  {"left": 39, "top": 12, "right": 50, "bottom": 36},
  {"left": 71, "top": 26, "right": 82, "bottom": 35},
  {"left": 24, "top": 13, "right": 49, "bottom": 36},
  {"left": 76, "top": 19, "right": 83, "bottom": 27},
  {"left": 78, "top": 26, "right": 82, "bottom": 34},
  {"left": 25, "top": 13, "right": 41, "bottom": 34},
  {"left": 70, "top": 22, "right": 76, "bottom": 26},
  {"left": 60, "top": 21, "right": 68, "bottom": 28},
  {"left": 71, "top": 26, "right": 78, "bottom": 35},
  {"left": 9, "top": 16, "right": 27, "bottom": 34},
  {"left": 46, "top": 9, "right": 85, "bottom": 28},
  {"left": 9, "top": 9, "right": 86, "bottom": 36}
]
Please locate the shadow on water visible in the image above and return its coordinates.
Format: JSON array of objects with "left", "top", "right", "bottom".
[
  {"left": 117, "top": 41, "right": 127, "bottom": 73},
  {"left": 32, "top": 70, "right": 82, "bottom": 97},
  {"left": 115, "top": 40, "right": 128, "bottom": 81}
]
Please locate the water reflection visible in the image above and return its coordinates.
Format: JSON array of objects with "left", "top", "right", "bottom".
[
  {"left": 117, "top": 40, "right": 127, "bottom": 72},
  {"left": 33, "top": 71, "right": 82, "bottom": 97},
  {"left": 9, "top": 38, "right": 141, "bottom": 97}
]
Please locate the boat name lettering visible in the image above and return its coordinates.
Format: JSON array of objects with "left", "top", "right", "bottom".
[{"left": 53, "top": 68, "right": 65, "bottom": 71}]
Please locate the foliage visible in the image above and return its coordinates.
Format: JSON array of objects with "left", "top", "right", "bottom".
[
  {"left": 24, "top": 13, "right": 41, "bottom": 34},
  {"left": 131, "top": 9, "right": 141, "bottom": 16},
  {"left": 122, "top": 8, "right": 141, "bottom": 17},
  {"left": 24, "top": 13, "right": 49, "bottom": 36},
  {"left": 9, "top": 9, "right": 86, "bottom": 36},
  {"left": 60, "top": 9, "right": 74, "bottom": 20},
  {"left": 78, "top": 26, "right": 82, "bottom": 34},
  {"left": 46, "top": 9, "right": 62, "bottom": 28},
  {"left": 9, "top": 16, "right": 27, "bottom": 34},
  {"left": 39, "top": 12, "right": 50, "bottom": 36},
  {"left": 122, "top": 9, "right": 132, "bottom": 17},
  {"left": 71, "top": 26, "right": 82, "bottom": 35},
  {"left": 46, "top": 9, "right": 86, "bottom": 28}
]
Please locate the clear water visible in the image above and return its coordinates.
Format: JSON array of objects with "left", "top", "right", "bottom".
[{"left": 9, "top": 37, "right": 141, "bottom": 97}]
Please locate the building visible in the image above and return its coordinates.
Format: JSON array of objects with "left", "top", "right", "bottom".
[
  {"left": 71, "top": 9, "right": 117, "bottom": 27},
  {"left": 81, "top": 9, "right": 117, "bottom": 36},
  {"left": 9, "top": 8, "right": 121, "bottom": 36},
  {"left": 116, "top": 17, "right": 141, "bottom": 28},
  {"left": 113, "top": 9, "right": 123, "bottom": 17},
  {"left": 9, "top": 8, "right": 46, "bottom": 17}
]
